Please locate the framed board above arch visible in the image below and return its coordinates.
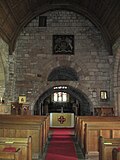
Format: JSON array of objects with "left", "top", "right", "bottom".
[{"left": 53, "top": 35, "right": 74, "bottom": 55}]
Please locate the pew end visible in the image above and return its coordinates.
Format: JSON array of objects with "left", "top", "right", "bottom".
[
  {"left": 0, "top": 136, "right": 32, "bottom": 160},
  {"left": 0, "top": 148, "right": 22, "bottom": 160},
  {"left": 0, "top": 115, "right": 50, "bottom": 160},
  {"left": 99, "top": 136, "right": 120, "bottom": 160},
  {"left": 112, "top": 148, "right": 120, "bottom": 160}
]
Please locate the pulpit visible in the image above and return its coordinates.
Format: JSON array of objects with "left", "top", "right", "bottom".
[{"left": 50, "top": 113, "right": 74, "bottom": 128}]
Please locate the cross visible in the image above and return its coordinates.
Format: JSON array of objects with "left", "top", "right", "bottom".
[{"left": 58, "top": 116, "right": 66, "bottom": 124}]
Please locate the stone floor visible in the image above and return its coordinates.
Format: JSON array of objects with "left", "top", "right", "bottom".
[
  {"left": 73, "top": 137, "right": 99, "bottom": 160},
  {"left": 72, "top": 136, "right": 85, "bottom": 160}
]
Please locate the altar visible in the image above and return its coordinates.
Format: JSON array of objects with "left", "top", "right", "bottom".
[{"left": 50, "top": 113, "right": 74, "bottom": 128}]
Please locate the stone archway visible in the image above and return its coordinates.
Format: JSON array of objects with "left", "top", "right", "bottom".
[{"left": 34, "top": 85, "right": 92, "bottom": 116}]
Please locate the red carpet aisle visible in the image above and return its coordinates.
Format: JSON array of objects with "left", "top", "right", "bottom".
[{"left": 45, "top": 128, "right": 78, "bottom": 160}]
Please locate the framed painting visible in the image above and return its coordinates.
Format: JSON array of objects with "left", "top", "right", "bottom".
[
  {"left": 53, "top": 35, "right": 74, "bottom": 55},
  {"left": 19, "top": 95, "right": 26, "bottom": 104}
]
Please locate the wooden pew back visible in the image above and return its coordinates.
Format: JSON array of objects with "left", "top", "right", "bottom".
[
  {"left": 99, "top": 136, "right": 120, "bottom": 160},
  {"left": 0, "top": 115, "right": 50, "bottom": 159},
  {"left": 0, "top": 137, "right": 32, "bottom": 160},
  {"left": 112, "top": 148, "right": 120, "bottom": 160},
  {"left": 76, "top": 116, "right": 119, "bottom": 148},
  {"left": 0, "top": 148, "right": 22, "bottom": 160},
  {"left": 75, "top": 116, "right": 119, "bottom": 141},
  {"left": 84, "top": 121, "right": 120, "bottom": 158}
]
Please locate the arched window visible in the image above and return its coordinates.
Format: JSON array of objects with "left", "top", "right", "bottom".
[
  {"left": 48, "top": 66, "right": 78, "bottom": 81},
  {"left": 53, "top": 92, "right": 68, "bottom": 102}
]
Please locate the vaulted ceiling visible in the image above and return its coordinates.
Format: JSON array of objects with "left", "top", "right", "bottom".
[{"left": 0, "top": 0, "right": 120, "bottom": 53}]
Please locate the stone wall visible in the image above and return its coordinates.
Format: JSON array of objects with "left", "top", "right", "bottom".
[
  {"left": 0, "top": 38, "right": 9, "bottom": 101},
  {"left": 113, "top": 38, "right": 120, "bottom": 115},
  {"left": 11, "top": 10, "right": 113, "bottom": 112}
]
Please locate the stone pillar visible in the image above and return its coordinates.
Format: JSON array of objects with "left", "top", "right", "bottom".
[
  {"left": 45, "top": 104, "right": 48, "bottom": 115},
  {"left": 117, "top": 92, "right": 120, "bottom": 116}
]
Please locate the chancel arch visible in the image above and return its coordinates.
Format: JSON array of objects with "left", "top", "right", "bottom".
[{"left": 34, "top": 85, "right": 92, "bottom": 116}]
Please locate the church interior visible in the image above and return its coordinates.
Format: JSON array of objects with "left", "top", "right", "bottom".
[{"left": 0, "top": 0, "right": 120, "bottom": 160}]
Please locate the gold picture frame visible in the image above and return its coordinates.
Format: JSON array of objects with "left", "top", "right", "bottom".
[{"left": 19, "top": 96, "right": 26, "bottom": 104}]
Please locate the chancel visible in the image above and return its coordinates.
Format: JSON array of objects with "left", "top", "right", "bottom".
[{"left": 0, "top": 0, "right": 120, "bottom": 160}]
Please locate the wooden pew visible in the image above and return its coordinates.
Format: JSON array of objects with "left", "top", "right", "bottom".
[
  {"left": 112, "top": 148, "right": 120, "bottom": 160},
  {"left": 99, "top": 136, "right": 120, "bottom": 160},
  {"left": 75, "top": 116, "right": 120, "bottom": 148},
  {"left": 0, "top": 136, "right": 32, "bottom": 160},
  {"left": 74, "top": 116, "right": 80, "bottom": 139},
  {"left": 75, "top": 116, "right": 109, "bottom": 141},
  {"left": 0, "top": 115, "right": 50, "bottom": 159},
  {"left": 0, "top": 114, "right": 50, "bottom": 146},
  {"left": 0, "top": 148, "right": 22, "bottom": 160},
  {"left": 75, "top": 116, "right": 92, "bottom": 141},
  {"left": 82, "top": 118, "right": 120, "bottom": 148},
  {"left": 84, "top": 121, "right": 120, "bottom": 158}
]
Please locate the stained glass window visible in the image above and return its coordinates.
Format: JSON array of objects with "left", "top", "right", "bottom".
[{"left": 53, "top": 92, "right": 68, "bottom": 102}]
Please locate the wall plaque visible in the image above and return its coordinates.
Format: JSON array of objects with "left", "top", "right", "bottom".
[
  {"left": 19, "top": 96, "right": 26, "bottom": 104},
  {"left": 53, "top": 35, "right": 74, "bottom": 54}
]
